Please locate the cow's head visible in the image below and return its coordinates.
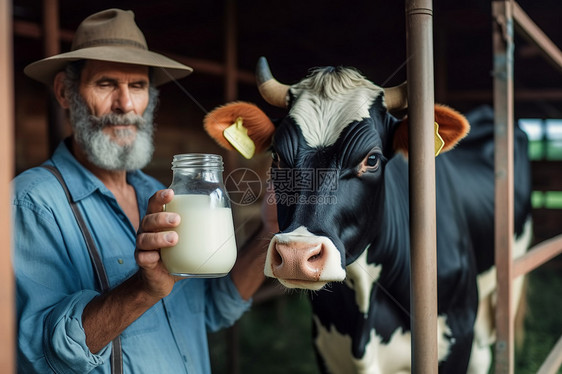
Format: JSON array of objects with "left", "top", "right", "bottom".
[{"left": 204, "top": 57, "right": 469, "bottom": 290}]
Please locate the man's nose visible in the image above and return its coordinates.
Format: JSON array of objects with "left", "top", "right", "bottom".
[{"left": 111, "top": 86, "right": 134, "bottom": 114}]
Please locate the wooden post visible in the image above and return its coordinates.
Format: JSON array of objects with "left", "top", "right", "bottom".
[
  {"left": 0, "top": 0, "right": 16, "bottom": 372},
  {"left": 43, "top": 0, "right": 66, "bottom": 155},
  {"left": 406, "top": 0, "right": 438, "bottom": 373}
]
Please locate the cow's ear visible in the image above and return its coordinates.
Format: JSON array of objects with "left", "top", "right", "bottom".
[
  {"left": 204, "top": 102, "right": 275, "bottom": 157},
  {"left": 392, "top": 104, "right": 470, "bottom": 156}
]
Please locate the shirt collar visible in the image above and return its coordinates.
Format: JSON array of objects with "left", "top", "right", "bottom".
[{"left": 49, "top": 139, "right": 146, "bottom": 203}]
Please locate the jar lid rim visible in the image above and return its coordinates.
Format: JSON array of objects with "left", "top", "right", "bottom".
[{"left": 171, "top": 153, "right": 223, "bottom": 169}]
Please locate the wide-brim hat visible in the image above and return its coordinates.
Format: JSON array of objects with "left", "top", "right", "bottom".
[{"left": 24, "top": 8, "right": 193, "bottom": 87}]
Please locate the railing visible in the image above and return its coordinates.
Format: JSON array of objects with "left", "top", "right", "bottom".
[{"left": 492, "top": 1, "right": 562, "bottom": 374}]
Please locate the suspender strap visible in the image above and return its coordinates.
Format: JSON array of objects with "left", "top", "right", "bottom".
[{"left": 41, "top": 165, "right": 123, "bottom": 374}]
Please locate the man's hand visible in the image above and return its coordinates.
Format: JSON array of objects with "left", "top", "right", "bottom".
[
  {"left": 135, "top": 189, "right": 181, "bottom": 299},
  {"left": 83, "top": 189, "right": 182, "bottom": 353}
]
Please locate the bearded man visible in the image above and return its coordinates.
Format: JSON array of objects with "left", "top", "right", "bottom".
[{"left": 12, "top": 9, "right": 274, "bottom": 374}]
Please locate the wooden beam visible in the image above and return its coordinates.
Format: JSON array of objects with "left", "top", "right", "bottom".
[
  {"left": 0, "top": 0, "right": 15, "bottom": 372},
  {"left": 13, "top": 20, "right": 255, "bottom": 85},
  {"left": 447, "top": 89, "right": 562, "bottom": 102}
]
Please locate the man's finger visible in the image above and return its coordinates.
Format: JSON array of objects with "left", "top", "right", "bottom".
[
  {"left": 146, "top": 189, "right": 175, "bottom": 214},
  {"left": 137, "top": 231, "right": 178, "bottom": 250},
  {"left": 141, "top": 212, "right": 180, "bottom": 232}
]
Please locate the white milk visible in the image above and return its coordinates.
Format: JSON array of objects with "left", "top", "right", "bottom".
[{"left": 161, "top": 194, "right": 237, "bottom": 276}]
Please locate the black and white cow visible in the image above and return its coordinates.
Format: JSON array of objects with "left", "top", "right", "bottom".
[{"left": 204, "top": 57, "right": 532, "bottom": 374}]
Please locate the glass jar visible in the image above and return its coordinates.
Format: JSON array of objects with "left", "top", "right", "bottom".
[{"left": 161, "top": 154, "right": 237, "bottom": 277}]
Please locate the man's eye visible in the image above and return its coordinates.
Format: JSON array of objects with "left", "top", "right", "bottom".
[{"left": 131, "top": 82, "right": 147, "bottom": 90}]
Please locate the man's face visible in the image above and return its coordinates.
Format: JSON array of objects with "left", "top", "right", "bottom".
[
  {"left": 79, "top": 60, "right": 150, "bottom": 146},
  {"left": 65, "top": 60, "right": 158, "bottom": 171}
]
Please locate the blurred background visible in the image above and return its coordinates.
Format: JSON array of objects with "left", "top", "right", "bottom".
[{"left": 10, "top": 0, "right": 562, "bottom": 372}]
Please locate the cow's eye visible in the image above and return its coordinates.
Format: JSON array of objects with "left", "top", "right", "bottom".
[
  {"left": 366, "top": 154, "right": 379, "bottom": 167},
  {"left": 357, "top": 152, "right": 382, "bottom": 177}
]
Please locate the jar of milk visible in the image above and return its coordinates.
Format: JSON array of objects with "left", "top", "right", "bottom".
[{"left": 161, "top": 154, "right": 237, "bottom": 277}]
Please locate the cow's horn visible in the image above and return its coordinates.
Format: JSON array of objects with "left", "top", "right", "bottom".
[
  {"left": 256, "top": 57, "right": 290, "bottom": 108},
  {"left": 383, "top": 82, "right": 408, "bottom": 112}
]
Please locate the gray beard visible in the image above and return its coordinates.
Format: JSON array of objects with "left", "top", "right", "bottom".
[{"left": 66, "top": 83, "right": 159, "bottom": 171}]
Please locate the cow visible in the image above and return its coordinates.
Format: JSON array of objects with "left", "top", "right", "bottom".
[{"left": 203, "top": 57, "right": 532, "bottom": 374}]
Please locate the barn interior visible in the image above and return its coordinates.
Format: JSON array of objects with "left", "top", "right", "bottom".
[{"left": 9, "top": 1, "right": 562, "bottom": 373}]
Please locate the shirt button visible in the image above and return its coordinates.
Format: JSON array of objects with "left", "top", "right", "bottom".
[
  {"left": 182, "top": 355, "right": 188, "bottom": 362},
  {"left": 117, "top": 258, "right": 124, "bottom": 264}
]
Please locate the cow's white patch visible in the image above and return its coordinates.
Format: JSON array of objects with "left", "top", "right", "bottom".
[
  {"left": 289, "top": 69, "right": 383, "bottom": 148},
  {"left": 345, "top": 246, "right": 382, "bottom": 315},
  {"left": 264, "top": 226, "right": 345, "bottom": 289},
  {"left": 468, "top": 218, "right": 533, "bottom": 374},
  {"left": 314, "top": 314, "right": 453, "bottom": 374}
]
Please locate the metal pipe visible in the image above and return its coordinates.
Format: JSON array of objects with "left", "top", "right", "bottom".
[
  {"left": 0, "top": 0, "right": 15, "bottom": 372},
  {"left": 492, "top": 1, "right": 515, "bottom": 373},
  {"left": 513, "top": 235, "right": 562, "bottom": 278},
  {"left": 405, "top": 1, "right": 438, "bottom": 373},
  {"left": 512, "top": 1, "right": 562, "bottom": 74},
  {"left": 536, "top": 335, "right": 562, "bottom": 374}
]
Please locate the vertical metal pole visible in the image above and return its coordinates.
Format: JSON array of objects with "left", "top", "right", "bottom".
[
  {"left": 492, "top": 1, "right": 515, "bottom": 374},
  {"left": 406, "top": 1, "right": 438, "bottom": 373},
  {"left": 0, "top": 0, "right": 15, "bottom": 372}
]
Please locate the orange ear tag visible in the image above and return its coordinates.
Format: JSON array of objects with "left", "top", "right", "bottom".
[
  {"left": 434, "top": 122, "right": 445, "bottom": 156},
  {"left": 223, "top": 117, "right": 256, "bottom": 159}
]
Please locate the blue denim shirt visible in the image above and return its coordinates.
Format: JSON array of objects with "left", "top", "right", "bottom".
[{"left": 12, "top": 141, "right": 251, "bottom": 373}]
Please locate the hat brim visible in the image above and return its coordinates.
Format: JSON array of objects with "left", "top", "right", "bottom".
[{"left": 24, "top": 46, "right": 193, "bottom": 87}]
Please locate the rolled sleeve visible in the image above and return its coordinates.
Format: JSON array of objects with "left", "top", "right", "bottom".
[
  {"left": 43, "top": 291, "right": 111, "bottom": 373},
  {"left": 205, "top": 275, "right": 252, "bottom": 332}
]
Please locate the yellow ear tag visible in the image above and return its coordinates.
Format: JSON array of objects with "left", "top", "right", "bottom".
[
  {"left": 434, "top": 122, "right": 445, "bottom": 157},
  {"left": 223, "top": 117, "right": 256, "bottom": 159}
]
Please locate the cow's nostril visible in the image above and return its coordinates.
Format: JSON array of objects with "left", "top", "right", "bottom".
[
  {"left": 272, "top": 246, "right": 283, "bottom": 267},
  {"left": 307, "top": 249, "right": 323, "bottom": 263}
]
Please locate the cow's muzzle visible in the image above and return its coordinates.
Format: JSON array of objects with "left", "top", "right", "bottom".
[{"left": 264, "top": 226, "right": 346, "bottom": 290}]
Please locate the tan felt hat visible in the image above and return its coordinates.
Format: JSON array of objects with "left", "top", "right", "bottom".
[{"left": 24, "top": 8, "right": 193, "bottom": 86}]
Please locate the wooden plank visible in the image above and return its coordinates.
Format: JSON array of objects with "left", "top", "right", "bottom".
[{"left": 0, "top": 0, "right": 15, "bottom": 372}]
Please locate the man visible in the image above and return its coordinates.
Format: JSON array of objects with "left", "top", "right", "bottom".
[{"left": 13, "top": 9, "right": 274, "bottom": 373}]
